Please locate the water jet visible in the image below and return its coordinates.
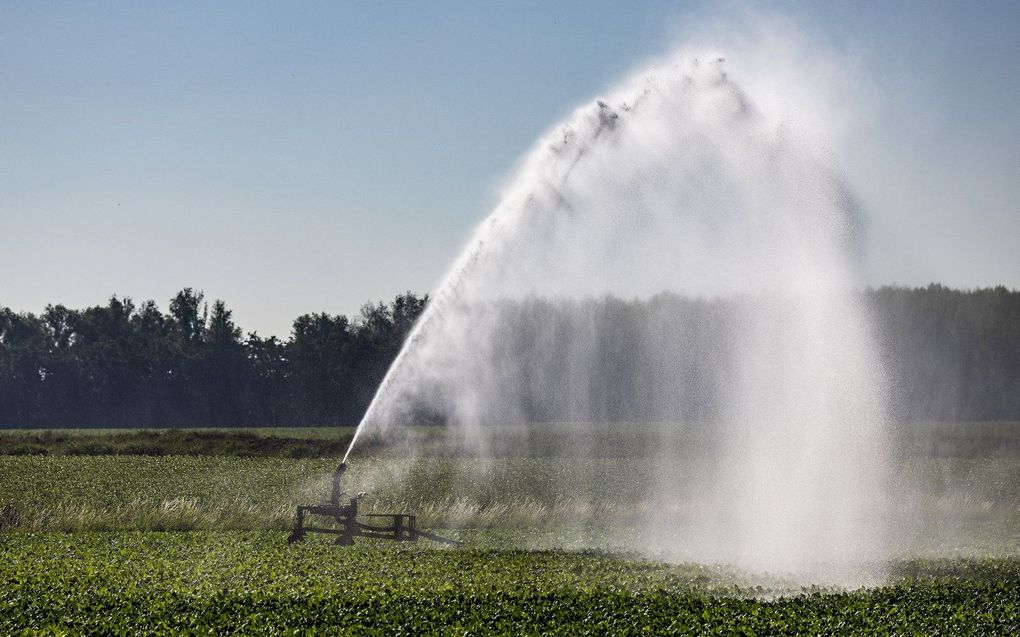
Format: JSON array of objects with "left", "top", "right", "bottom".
[{"left": 341, "top": 50, "right": 890, "bottom": 583}]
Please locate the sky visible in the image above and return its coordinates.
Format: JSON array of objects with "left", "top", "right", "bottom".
[{"left": 2, "top": 1, "right": 1018, "bottom": 338}]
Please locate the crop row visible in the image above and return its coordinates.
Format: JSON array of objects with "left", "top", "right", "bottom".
[{"left": 1, "top": 532, "right": 1017, "bottom": 635}]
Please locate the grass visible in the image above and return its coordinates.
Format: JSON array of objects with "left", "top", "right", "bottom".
[
  {"left": 0, "top": 455, "right": 653, "bottom": 531},
  {"left": 1, "top": 453, "right": 1018, "bottom": 559}
]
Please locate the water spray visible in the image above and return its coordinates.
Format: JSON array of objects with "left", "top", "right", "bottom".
[{"left": 335, "top": 50, "right": 890, "bottom": 582}]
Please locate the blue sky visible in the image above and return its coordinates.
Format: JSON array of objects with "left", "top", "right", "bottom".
[{"left": 2, "top": 1, "right": 1018, "bottom": 337}]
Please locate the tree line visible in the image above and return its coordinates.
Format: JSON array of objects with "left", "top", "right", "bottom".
[
  {"left": 868, "top": 285, "right": 1020, "bottom": 421},
  {"left": 0, "top": 285, "right": 1017, "bottom": 427},
  {"left": 0, "top": 290, "right": 426, "bottom": 427}
]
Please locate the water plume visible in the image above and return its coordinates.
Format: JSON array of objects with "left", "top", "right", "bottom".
[{"left": 345, "top": 47, "right": 890, "bottom": 584}]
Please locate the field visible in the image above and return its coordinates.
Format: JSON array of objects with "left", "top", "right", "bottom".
[
  {"left": 2, "top": 533, "right": 1018, "bottom": 635},
  {"left": 2, "top": 424, "right": 1019, "bottom": 633}
]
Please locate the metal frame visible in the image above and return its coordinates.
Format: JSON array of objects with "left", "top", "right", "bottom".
[
  {"left": 287, "top": 462, "right": 458, "bottom": 546},
  {"left": 287, "top": 499, "right": 424, "bottom": 545}
]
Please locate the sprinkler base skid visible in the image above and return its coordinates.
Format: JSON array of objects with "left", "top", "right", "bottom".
[{"left": 287, "top": 462, "right": 458, "bottom": 546}]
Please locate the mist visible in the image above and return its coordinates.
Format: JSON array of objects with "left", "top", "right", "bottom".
[{"left": 346, "top": 41, "right": 891, "bottom": 584}]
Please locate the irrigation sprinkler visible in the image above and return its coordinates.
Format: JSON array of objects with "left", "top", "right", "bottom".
[{"left": 287, "top": 462, "right": 459, "bottom": 546}]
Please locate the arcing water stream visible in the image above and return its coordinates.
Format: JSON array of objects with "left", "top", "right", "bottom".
[{"left": 343, "top": 50, "right": 889, "bottom": 584}]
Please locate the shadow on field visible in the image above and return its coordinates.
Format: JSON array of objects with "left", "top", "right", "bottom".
[
  {"left": 0, "top": 428, "right": 379, "bottom": 458},
  {"left": 3, "top": 421, "right": 1020, "bottom": 459}
]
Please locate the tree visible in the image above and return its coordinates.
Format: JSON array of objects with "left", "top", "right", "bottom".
[
  {"left": 169, "top": 289, "right": 206, "bottom": 345},
  {"left": 289, "top": 312, "right": 354, "bottom": 424},
  {"left": 201, "top": 300, "right": 246, "bottom": 425},
  {"left": 243, "top": 333, "right": 287, "bottom": 425}
]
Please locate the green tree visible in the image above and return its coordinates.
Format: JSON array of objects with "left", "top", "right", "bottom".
[{"left": 201, "top": 300, "right": 246, "bottom": 425}]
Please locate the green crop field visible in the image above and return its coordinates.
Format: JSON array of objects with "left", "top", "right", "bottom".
[
  {"left": 2, "top": 425, "right": 1019, "bottom": 633},
  {"left": 1, "top": 533, "right": 1018, "bottom": 634}
]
